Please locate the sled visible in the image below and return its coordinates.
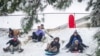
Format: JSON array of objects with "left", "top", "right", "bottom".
[{"left": 45, "top": 51, "right": 58, "bottom": 56}]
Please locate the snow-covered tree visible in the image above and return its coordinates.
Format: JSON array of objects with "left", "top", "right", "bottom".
[
  {"left": 0, "top": 0, "right": 100, "bottom": 32},
  {"left": 0, "top": 0, "right": 73, "bottom": 33}
]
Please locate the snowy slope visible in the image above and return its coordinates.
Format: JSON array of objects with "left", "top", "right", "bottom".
[{"left": 0, "top": 28, "right": 99, "bottom": 56}]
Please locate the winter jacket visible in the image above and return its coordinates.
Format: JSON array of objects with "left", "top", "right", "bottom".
[
  {"left": 69, "top": 43, "right": 83, "bottom": 52},
  {"left": 50, "top": 41, "right": 60, "bottom": 52},
  {"left": 69, "top": 35, "right": 82, "bottom": 44},
  {"left": 6, "top": 39, "right": 20, "bottom": 47},
  {"left": 35, "top": 29, "right": 45, "bottom": 36}
]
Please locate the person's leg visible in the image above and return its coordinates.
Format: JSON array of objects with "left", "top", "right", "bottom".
[
  {"left": 9, "top": 45, "right": 14, "bottom": 54},
  {"left": 69, "top": 45, "right": 75, "bottom": 52},
  {"left": 65, "top": 42, "right": 71, "bottom": 48},
  {"left": 79, "top": 45, "right": 84, "bottom": 53},
  {"left": 16, "top": 44, "right": 23, "bottom": 52},
  {"left": 3, "top": 45, "right": 11, "bottom": 52},
  {"left": 81, "top": 43, "right": 88, "bottom": 48},
  {"left": 45, "top": 43, "right": 51, "bottom": 51},
  {"left": 50, "top": 46, "right": 58, "bottom": 53},
  {"left": 37, "top": 33, "right": 43, "bottom": 41},
  {"left": 32, "top": 32, "right": 38, "bottom": 40}
]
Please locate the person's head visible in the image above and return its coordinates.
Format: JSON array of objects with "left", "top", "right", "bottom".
[
  {"left": 40, "top": 24, "right": 44, "bottom": 29},
  {"left": 74, "top": 40, "right": 79, "bottom": 45},
  {"left": 54, "top": 37, "right": 60, "bottom": 42},
  {"left": 73, "top": 30, "right": 78, "bottom": 36},
  {"left": 9, "top": 28, "right": 12, "bottom": 31},
  {"left": 37, "top": 26, "right": 41, "bottom": 30}
]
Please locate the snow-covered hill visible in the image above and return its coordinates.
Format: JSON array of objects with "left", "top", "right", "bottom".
[{"left": 0, "top": 28, "right": 99, "bottom": 56}]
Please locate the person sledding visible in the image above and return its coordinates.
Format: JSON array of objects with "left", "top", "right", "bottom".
[
  {"left": 32, "top": 26, "right": 45, "bottom": 42},
  {"left": 68, "top": 40, "right": 84, "bottom": 53},
  {"left": 65, "top": 30, "right": 88, "bottom": 49},
  {"left": 3, "top": 36, "right": 23, "bottom": 54},
  {"left": 8, "top": 28, "right": 14, "bottom": 38},
  {"left": 45, "top": 37, "right": 60, "bottom": 55},
  {"left": 24, "top": 26, "right": 45, "bottom": 44}
]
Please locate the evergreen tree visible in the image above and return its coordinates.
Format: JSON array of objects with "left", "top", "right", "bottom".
[
  {"left": 0, "top": 0, "right": 73, "bottom": 33},
  {"left": 0, "top": 0, "right": 100, "bottom": 32}
]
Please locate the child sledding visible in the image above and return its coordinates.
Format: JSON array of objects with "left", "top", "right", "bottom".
[
  {"left": 64, "top": 30, "right": 89, "bottom": 53},
  {"left": 3, "top": 36, "right": 23, "bottom": 54},
  {"left": 24, "top": 24, "right": 53, "bottom": 44},
  {"left": 45, "top": 37, "right": 60, "bottom": 55}
]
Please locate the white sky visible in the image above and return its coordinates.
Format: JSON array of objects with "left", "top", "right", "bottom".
[{"left": 0, "top": 0, "right": 92, "bottom": 29}]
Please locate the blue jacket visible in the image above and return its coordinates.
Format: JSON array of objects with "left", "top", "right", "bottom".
[
  {"left": 69, "top": 34, "right": 82, "bottom": 44},
  {"left": 35, "top": 29, "right": 45, "bottom": 36}
]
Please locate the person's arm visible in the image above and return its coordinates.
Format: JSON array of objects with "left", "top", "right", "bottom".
[
  {"left": 69, "top": 35, "right": 73, "bottom": 44},
  {"left": 6, "top": 40, "right": 11, "bottom": 44},
  {"left": 45, "top": 30, "right": 53, "bottom": 38},
  {"left": 78, "top": 35, "right": 82, "bottom": 42},
  {"left": 58, "top": 43, "right": 60, "bottom": 50}
]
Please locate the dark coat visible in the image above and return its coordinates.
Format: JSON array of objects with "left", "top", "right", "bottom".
[
  {"left": 69, "top": 43, "right": 83, "bottom": 52},
  {"left": 50, "top": 41, "right": 60, "bottom": 52},
  {"left": 69, "top": 34, "right": 82, "bottom": 44},
  {"left": 7, "top": 39, "right": 20, "bottom": 47}
]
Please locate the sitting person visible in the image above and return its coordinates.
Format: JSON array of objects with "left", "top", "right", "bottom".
[
  {"left": 45, "top": 37, "right": 60, "bottom": 53},
  {"left": 8, "top": 28, "right": 14, "bottom": 38},
  {"left": 3, "top": 36, "right": 23, "bottom": 54},
  {"left": 24, "top": 26, "right": 45, "bottom": 44},
  {"left": 69, "top": 40, "right": 84, "bottom": 53},
  {"left": 65, "top": 30, "right": 88, "bottom": 49},
  {"left": 32, "top": 26, "right": 45, "bottom": 42}
]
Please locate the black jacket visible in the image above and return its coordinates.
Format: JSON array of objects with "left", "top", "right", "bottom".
[
  {"left": 7, "top": 39, "right": 20, "bottom": 47},
  {"left": 70, "top": 43, "right": 83, "bottom": 52},
  {"left": 50, "top": 41, "right": 60, "bottom": 52}
]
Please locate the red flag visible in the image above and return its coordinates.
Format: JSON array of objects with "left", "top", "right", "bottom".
[{"left": 68, "top": 14, "right": 76, "bottom": 28}]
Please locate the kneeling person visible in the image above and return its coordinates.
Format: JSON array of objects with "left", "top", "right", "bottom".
[
  {"left": 3, "top": 37, "right": 23, "bottom": 54},
  {"left": 45, "top": 37, "right": 60, "bottom": 53}
]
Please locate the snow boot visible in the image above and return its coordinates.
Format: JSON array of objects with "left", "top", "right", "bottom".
[{"left": 3, "top": 48, "right": 9, "bottom": 52}]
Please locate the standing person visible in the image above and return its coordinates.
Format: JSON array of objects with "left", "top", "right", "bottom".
[
  {"left": 68, "top": 40, "right": 84, "bottom": 53},
  {"left": 3, "top": 36, "right": 23, "bottom": 54},
  {"left": 65, "top": 30, "right": 88, "bottom": 49},
  {"left": 40, "top": 24, "right": 53, "bottom": 38},
  {"left": 8, "top": 28, "right": 14, "bottom": 38},
  {"left": 45, "top": 37, "right": 60, "bottom": 53}
]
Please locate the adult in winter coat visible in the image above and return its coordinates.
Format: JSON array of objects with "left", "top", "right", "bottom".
[
  {"left": 3, "top": 37, "right": 23, "bottom": 54},
  {"left": 45, "top": 37, "right": 60, "bottom": 53},
  {"left": 32, "top": 26, "right": 45, "bottom": 42},
  {"left": 69, "top": 40, "right": 84, "bottom": 53},
  {"left": 65, "top": 31, "right": 88, "bottom": 48},
  {"left": 24, "top": 26, "right": 45, "bottom": 44}
]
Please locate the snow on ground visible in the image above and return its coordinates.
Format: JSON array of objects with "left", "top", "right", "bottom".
[{"left": 0, "top": 28, "right": 99, "bottom": 56}]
